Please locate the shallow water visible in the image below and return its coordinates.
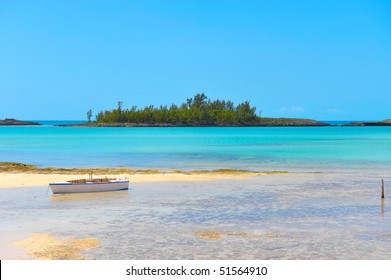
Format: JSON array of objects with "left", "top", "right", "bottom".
[{"left": 2, "top": 171, "right": 391, "bottom": 260}]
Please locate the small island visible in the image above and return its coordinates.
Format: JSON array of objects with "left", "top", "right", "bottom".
[
  {"left": 66, "top": 94, "right": 330, "bottom": 127},
  {"left": 343, "top": 120, "right": 391, "bottom": 126},
  {"left": 0, "top": 118, "right": 41, "bottom": 126}
]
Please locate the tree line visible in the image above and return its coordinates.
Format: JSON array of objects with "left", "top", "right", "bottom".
[{"left": 92, "top": 93, "right": 261, "bottom": 126}]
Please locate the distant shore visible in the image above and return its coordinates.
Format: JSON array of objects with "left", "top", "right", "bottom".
[
  {"left": 3, "top": 118, "right": 391, "bottom": 127},
  {"left": 0, "top": 118, "right": 40, "bottom": 126},
  {"left": 57, "top": 117, "right": 331, "bottom": 127},
  {"left": 0, "top": 162, "right": 290, "bottom": 189},
  {"left": 342, "top": 119, "right": 391, "bottom": 126},
  {"left": 55, "top": 119, "right": 391, "bottom": 127}
]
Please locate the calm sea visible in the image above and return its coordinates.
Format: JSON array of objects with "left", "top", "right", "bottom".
[
  {"left": 1, "top": 122, "right": 391, "bottom": 259},
  {"left": 1, "top": 122, "right": 391, "bottom": 172}
]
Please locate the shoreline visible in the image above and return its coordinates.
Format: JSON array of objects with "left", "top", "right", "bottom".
[
  {"left": 0, "top": 162, "right": 291, "bottom": 189},
  {"left": 0, "top": 171, "right": 265, "bottom": 189},
  {"left": 57, "top": 118, "right": 331, "bottom": 127}
]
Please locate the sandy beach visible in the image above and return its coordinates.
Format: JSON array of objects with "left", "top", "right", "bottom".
[
  {"left": 0, "top": 162, "right": 289, "bottom": 189},
  {"left": 0, "top": 172, "right": 239, "bottom": 188},
  {"left": 0, "top": 172, "right": 262, "bottom": 189}
]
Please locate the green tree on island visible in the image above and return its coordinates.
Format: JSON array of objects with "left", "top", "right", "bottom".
[
  {"left": 95, "top": 94, "right": 260, "bottom": 126},
  {"left": 86, "top": 109, "right": 93, "bottom": 123}
]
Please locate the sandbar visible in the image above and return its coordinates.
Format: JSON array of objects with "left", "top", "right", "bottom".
[{"left": 0, "top": 162, "right": 289, "bottom": 189}]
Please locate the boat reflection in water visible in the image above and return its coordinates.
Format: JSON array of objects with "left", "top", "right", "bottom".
[{"left": 50, "top": 189, "right": 130, "bottom": 206}]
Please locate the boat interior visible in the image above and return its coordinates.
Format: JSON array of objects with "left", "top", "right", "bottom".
[{"left": 67, "top": 178, "right": 117, "bottom": 184}]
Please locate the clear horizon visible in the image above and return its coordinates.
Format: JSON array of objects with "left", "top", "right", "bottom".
[{"left": 1, "top": 0, "right": 390, "bottom": 121}]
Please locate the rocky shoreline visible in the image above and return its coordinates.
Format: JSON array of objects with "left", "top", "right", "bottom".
[
  {"left": 61, "top": 118, "right": 391, "bottom": 127},
  {"left": 342, "top": 119, "right": 391, "bottom": 126},
  {"left": 3, "top": 118, "right": 391, "bottom": 127},
  {"left": 0, "top": 118, "right": 41, "bottom": 126},
  {"left": 56, "top": 117, "right": 331, "bottom": 127}
]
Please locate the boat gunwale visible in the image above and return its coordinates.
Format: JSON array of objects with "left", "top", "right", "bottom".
[{"left": 49, "top": 179, "right": 129, "bottom": 186}]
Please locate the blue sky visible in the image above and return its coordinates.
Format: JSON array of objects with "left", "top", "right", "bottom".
[{"left": 0, "top": 0, "right": 390, "bottom": 120}]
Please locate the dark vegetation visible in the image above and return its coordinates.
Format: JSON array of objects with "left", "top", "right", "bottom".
[
  {"left": 91, "top": 93, "right": 328, "bottom": 126},
  {"left": 95, "top": 93, "right": 259, "bottom": 126}
]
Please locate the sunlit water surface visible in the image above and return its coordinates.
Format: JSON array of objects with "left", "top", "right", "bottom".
[{"left": 1, "top": 171, "right": 391, "bottom": 259}]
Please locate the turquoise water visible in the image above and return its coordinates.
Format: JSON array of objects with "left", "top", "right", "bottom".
[
  {"left": 2, "top": 124, "right": 391, "bottom": 259},
  {"left": 1, "top": 125, "right": 391, "bottom": 171}
]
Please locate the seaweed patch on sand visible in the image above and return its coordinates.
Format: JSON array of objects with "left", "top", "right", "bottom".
[
  {"left": 194, "top": 230, "right": 278, "bottom": 240},
  {"left": 0, "top": 161, "right": 290, "bottom": 176},
  {"left": 14, "top": 233, "right": 100, "bottom": 260}
]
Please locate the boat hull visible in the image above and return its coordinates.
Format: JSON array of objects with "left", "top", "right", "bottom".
[{"left": 49, "top": 180, "right": 129, "bottom": 194}]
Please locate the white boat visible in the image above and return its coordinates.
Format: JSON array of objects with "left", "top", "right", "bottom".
[{"left": 49, "top": 178, "right": 129, "bottom": 194}]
